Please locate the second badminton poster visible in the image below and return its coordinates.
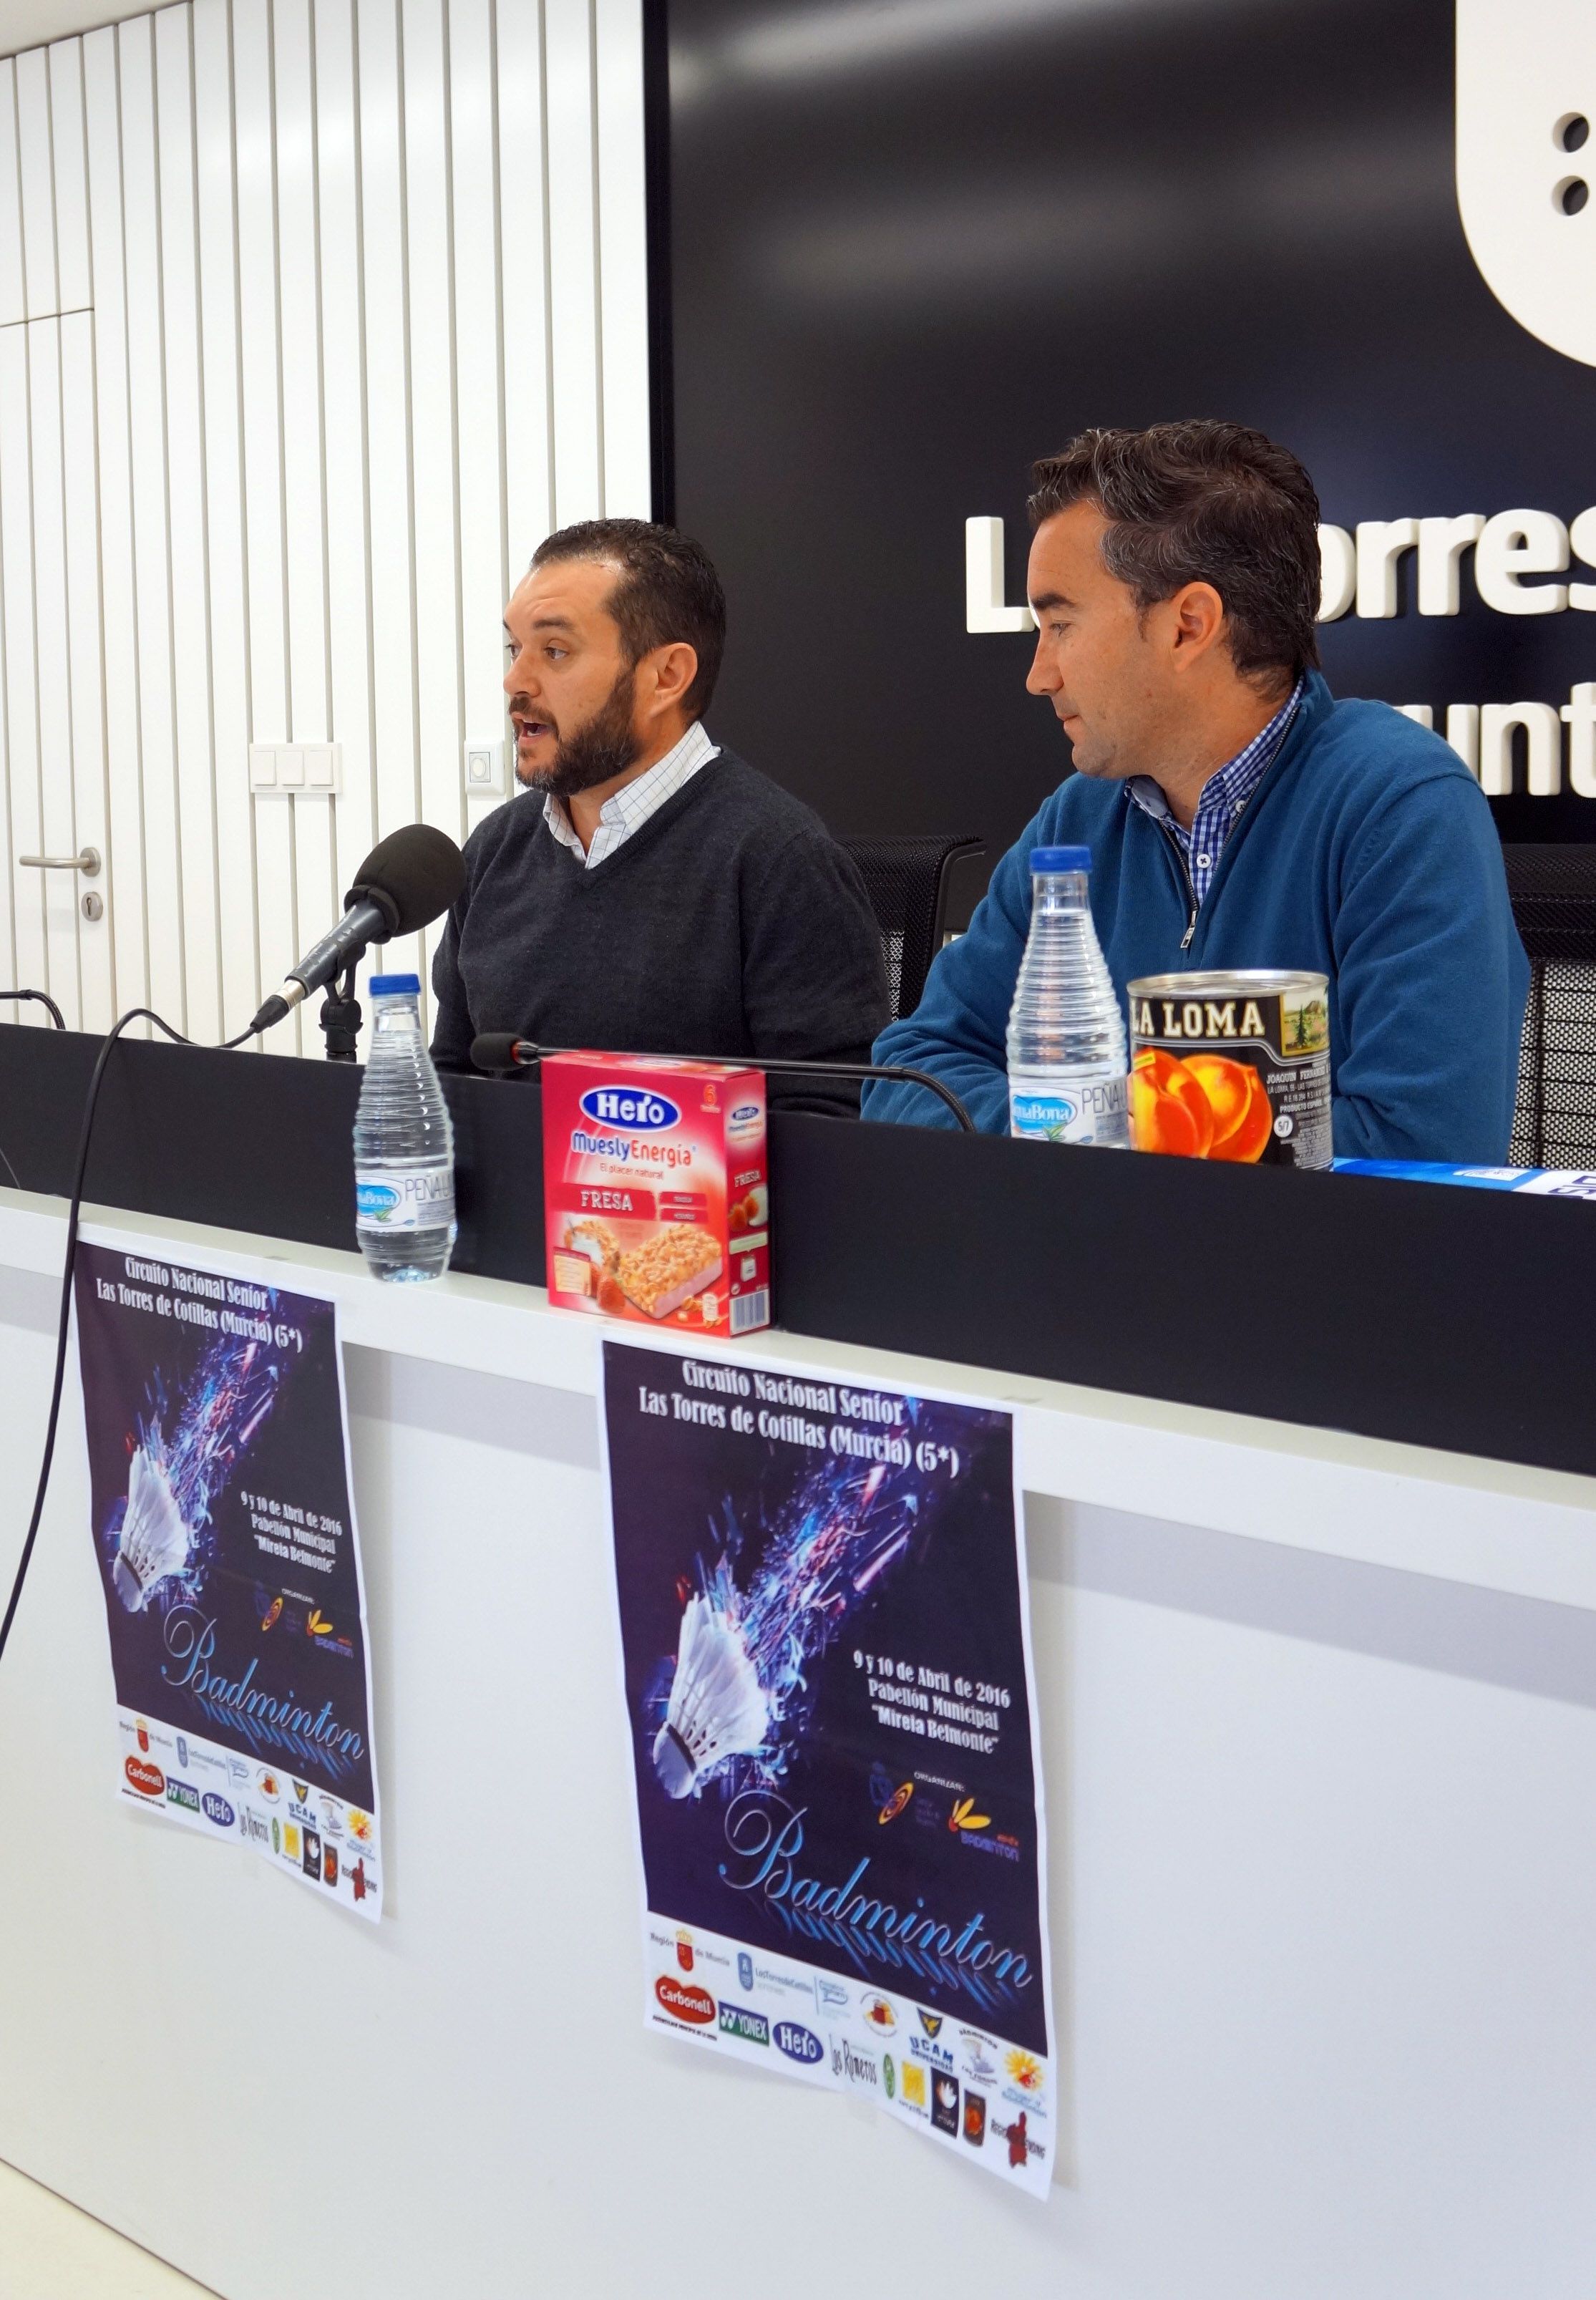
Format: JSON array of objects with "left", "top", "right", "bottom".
[
  {"left": 73, "top": 1234, "right": 382, "bottom": 1921},
  {"left": 600, "top": 1336, "right": 1055, "bottom": 2196}
]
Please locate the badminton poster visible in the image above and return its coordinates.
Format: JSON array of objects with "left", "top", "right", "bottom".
[
  {"left": 600, "top": 1336, "right": 1055, "bottom": 2195},
  {"left": 73, "top": 1237, "right": 382, "bottom": 1921}
]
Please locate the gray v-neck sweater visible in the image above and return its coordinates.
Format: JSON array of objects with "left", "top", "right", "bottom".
[{"left": 429, "top": 749, "right": 889, "bottom": 1115}]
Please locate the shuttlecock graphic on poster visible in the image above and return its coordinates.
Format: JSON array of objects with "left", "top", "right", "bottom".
[
  {"left": 102, "top": 1332, "right": 280, "bottom": 1613},
  {"left": 112, "top": 1444, "right": 192, "bottom": 1612},
  {"left": 653, "top": 1592, "right": 769, "bottom": 1797},
  {"left": 648, "top": 1459, "right": 919, "bottom": 1800}
]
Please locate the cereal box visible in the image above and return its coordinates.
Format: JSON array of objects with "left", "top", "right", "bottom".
[{"left": 541, "top": 1053, "right": 771, "bottom": 1337}]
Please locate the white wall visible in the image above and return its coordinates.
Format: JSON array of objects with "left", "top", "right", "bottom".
[
  {"left": 0, "top": 0, "right": 650, "bottom": 1052},
  {"left": 1, "top": 4, "right": 155, "bottom": 55}
]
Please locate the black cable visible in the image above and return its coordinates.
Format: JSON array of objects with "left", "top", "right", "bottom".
[
  {"left": 0, "top": 1006, "right": 258, "bottom": 1668},
  {"left": 472, "top": 1037, "right": 980, "bottom": 1132},
  {"left": 0, "top": 989, "right": 67, "bottom": 1029},
  {"left": 0, "top": 991, "right": 64, "bottom": 1186}
]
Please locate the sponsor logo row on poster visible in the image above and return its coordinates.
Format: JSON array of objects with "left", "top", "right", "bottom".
[
  {"left": 645, "top": 1918, "right": 1049, "bottom": 2177},
  {"left": 117, "top": 1709, "right": 379, "bottom": 1911}
]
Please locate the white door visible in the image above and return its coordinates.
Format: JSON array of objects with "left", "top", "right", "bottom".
[{"left": 0, "top": 312, "right": 114, "bottom": 1032}]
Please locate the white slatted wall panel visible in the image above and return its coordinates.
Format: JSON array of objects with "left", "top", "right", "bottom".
[{"left": 0, "top": 0, "right": 650, "bottom": 1042}]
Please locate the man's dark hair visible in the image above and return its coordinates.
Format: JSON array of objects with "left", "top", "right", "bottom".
[
  {"left": 1026, "top": 422, "right": 1322, "bottom": 688},
  {"left": 530, "top": 518, "right": 726, "bottom": 717}
]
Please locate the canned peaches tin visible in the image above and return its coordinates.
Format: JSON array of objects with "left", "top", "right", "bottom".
[{"left": 1127, "top": 970, "right": 1331, "bottom": 1168}]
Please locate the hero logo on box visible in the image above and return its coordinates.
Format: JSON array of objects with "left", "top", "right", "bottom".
[{"left": 579, "top": 1086, "right": 680, "bottom": 1132}]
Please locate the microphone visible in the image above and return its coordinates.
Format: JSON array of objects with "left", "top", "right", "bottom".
[
  {"left": 248, "top": 825, "right": 466, "bottom": 1037},
  {"left": 469, "top": 1034, "right": 976, "bottom": 1132}
]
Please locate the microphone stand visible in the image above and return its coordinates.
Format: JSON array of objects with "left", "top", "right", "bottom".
[{"left": 318, "top": 957, "right": 364, "bottom": 1062}]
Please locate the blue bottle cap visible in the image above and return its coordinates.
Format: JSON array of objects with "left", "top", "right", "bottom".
[
  {"left": 1030, "top": 845, "right": 1091, "bottom": 873},
  {"left": 368, "top": 973, "right": 421, "bottom": 995}
]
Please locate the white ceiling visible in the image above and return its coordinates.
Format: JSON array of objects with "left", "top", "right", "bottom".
[{"left": 0, "top": 0, "right": 153, "bottom": 60}]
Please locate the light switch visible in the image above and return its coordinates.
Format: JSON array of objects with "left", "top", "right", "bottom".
[
  {"left": 249, "top": 741, "right": 341, "bottom": 795},
  {"left": 464, "top": 739, "right": 505, "bottom": 793}
]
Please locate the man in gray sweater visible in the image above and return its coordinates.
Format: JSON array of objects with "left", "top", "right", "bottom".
[{"left": 430, "top": 520, "right": 888, "bottom": 1114}]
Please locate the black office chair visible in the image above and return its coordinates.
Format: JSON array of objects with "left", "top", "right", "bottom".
[
  {"left": 840, "top": 833, "right": 985, "bottom": 1019},
  {"left": 1502, "top": 845, "right": 1596, "bottom": 1166}
]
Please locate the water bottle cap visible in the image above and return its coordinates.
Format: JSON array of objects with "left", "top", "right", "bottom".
[
  {"left": 1031, "top": 845, "right": 1091, "bottom": 873},
  {"left": 369, "top": 973, "right": 421, "bottom": 996}
]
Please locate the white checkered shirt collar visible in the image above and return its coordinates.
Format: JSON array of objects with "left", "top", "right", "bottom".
[
  {"left": 543, "top": 719, "right": 720, "bottom": 868},
  {"left": 1125, "top": 676, "right": 1304, "bottom": 908}
]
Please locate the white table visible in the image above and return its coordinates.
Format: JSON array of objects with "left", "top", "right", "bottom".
[{"left": 2, "top": 1186, "right": 1593, "bottom": 2299}]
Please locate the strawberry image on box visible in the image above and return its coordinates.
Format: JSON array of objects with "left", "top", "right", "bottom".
[{"left": 541, "top": 1054, "right": 771, "bottom": 1339}]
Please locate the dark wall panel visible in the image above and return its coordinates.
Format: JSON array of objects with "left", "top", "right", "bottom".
[{"left": 665, "top": 0, "right": 1596, "bottom": 865}]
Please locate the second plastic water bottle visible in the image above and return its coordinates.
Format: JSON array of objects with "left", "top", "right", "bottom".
[
  {"left": 353, "top": 973, "right": 457, "bottom": 1280},
  {"left": 1006, "top": 845, "right": 1130, "bottom": 1147}
]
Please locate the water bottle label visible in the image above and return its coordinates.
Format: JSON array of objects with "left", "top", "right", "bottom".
[
  {"left": 356, "top": 1165, "right": 454, "bottom": 1231},
  {"left": 1009, "top": 1073, "right": 1129, "bottom": 1145}
]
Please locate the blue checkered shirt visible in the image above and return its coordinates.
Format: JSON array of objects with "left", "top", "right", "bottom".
[
  {"left": 1124, "top": 677, "right": 1305, "bottom": 909},
  {"left": 543, "top": 719, "right": 719, "bottom": 868}
]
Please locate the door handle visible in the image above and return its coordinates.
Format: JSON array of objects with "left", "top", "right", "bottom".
[{"left": 19, "top": 846, "right": 101, "bottom": 876}]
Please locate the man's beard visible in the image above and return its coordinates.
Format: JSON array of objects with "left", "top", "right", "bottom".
[{"left": 516, "top": 669, "right": 641, "bottom": 797}]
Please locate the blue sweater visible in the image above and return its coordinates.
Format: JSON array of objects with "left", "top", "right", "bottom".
[{"left": 865, "top": 674, "right": 1528, "bottom": 1160}]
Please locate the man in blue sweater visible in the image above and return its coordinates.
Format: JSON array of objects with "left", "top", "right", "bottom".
[{"left": 865, "top": 422, "right": 1527, "bottom": 1160}]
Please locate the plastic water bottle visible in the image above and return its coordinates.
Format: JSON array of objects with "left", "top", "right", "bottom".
[
  {"left": 1006, "top": 845, "right": 1130, "bottom": 1147},
  {"left": 352, "top": 973, "right": 457, "bottom": 1281}
]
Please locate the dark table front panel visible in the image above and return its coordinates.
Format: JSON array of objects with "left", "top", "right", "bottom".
[{"left": 1, "top": 1023, "right": 1587, "bottom": 1479}]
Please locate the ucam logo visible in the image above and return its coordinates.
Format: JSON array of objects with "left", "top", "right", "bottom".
[{"left": 579, "top": 1085, "right": 679, "bottom": 1132}]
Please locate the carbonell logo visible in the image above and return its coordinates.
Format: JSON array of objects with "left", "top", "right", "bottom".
[
  {"left": 580, "top": 1086, "right": 679, "bottom": 1132},
  {"left": 125, "top": 1756, "right": 164, "bottom": 1797},
  {"left": 655, "top": 1974, "right": 716, "bottom": 2026}
]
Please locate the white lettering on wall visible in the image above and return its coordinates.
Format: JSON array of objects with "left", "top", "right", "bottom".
[
  {"left": 1416, "top": 516, "right": 1486, "bottom": 616},
  {"left": 1480, "top": 702, "right": 1562, "bottom": 795},
  {"left": 1565, "top": 684, "right": 1596, "bottom": 799},
  {"left": 1393, "top": 693, "right": 1596, "bottom": 795},
  {"left": 1355, "top": 520, "right": 1421, "bottom": 618},
  {"left": 1318, "top": 525, "right": 1356, "bottom": 621},
  {"left": 1474, "top": 512, "right": 1569, "bottom": 616},
  {"left": 965, "top": 513, "right": 1596, "bottom": 631},
  {"left": 1315, "top": 508, "right": 1585, "bottom": 621},
  {"left": 967, "top": 513, "right": 1596, "bottom": 797},
  {"left": 964, "top": 516, "right": 1034, "bottom": 631}
]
